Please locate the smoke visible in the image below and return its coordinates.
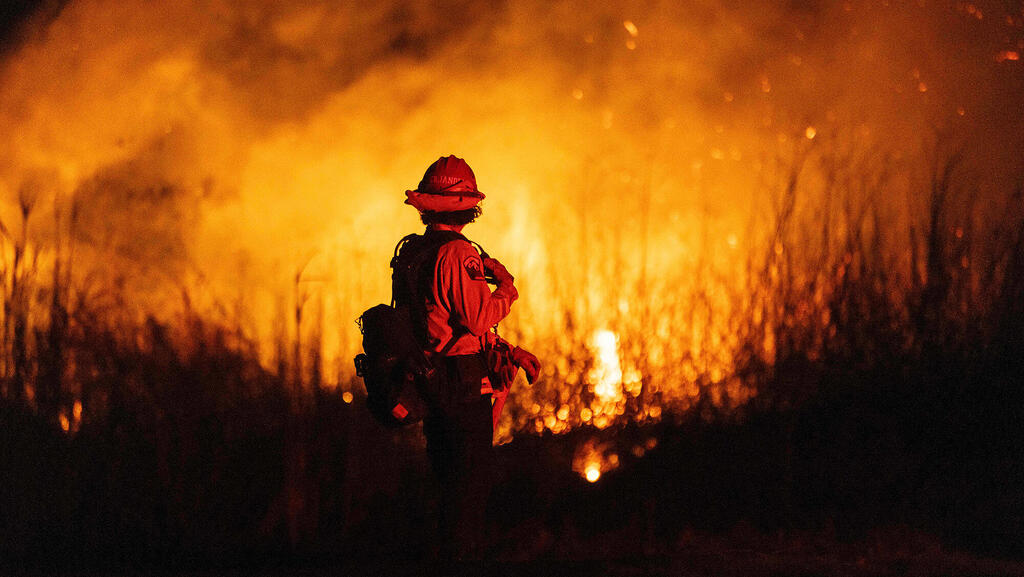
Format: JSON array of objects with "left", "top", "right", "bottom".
[{"left": 0, "top": 0, "right": 1021, "bottom": 412}]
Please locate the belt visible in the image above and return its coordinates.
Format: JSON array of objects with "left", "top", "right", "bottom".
[{"left": 442, "top": 353, "right": 493, "bottom": 395}]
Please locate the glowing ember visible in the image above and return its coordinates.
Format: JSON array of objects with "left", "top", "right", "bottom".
[
  {"left": 573, "top": 439, "right": 618, "bottom": 482},
  {"left": 805, "top": 126, "right": 817, "bottom": 139},
  {"left": 342, "top": 392, "right": 353, "bottom": 404}
]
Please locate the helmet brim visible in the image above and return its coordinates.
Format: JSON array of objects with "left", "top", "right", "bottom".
[{"left": 405, "top": 190, "right": 485, "bottom": 212}]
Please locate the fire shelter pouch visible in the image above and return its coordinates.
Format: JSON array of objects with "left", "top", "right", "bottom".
[{"left": 354, "top": 304, "right": 433, "bottom": 428}]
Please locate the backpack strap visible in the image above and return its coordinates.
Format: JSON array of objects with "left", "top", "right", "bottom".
[
  {"left": 391, "top": 229, "right": 474, "bottom": 350},
  {"left": 389, "top": 233, "right": 422, "bottom": 307},
  {"left": 438, "top": 328, "right": 463, "bottom": 356}
]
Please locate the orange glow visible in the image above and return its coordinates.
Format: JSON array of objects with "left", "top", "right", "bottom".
[
  {"left": 573, "top": 439, "right": 618, "bottom": 482},
  {"left": 590, "top": 330, "right": 622, "bottom": 400},
  {"left": 0, "top": 0, "right": 1021, "bottom": 442}
]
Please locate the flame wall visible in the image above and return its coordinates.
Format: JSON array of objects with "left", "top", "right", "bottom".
[{"left": 1, "top": 0, "right": 1021, "bottom": 435}]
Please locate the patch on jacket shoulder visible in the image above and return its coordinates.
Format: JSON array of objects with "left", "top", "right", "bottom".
[{"left": 463, "top": 255, "right": 486, "bottom": 281}]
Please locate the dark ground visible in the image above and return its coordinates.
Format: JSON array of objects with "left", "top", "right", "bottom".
[{"left": 10, "top": 540, "right": 1024, "bottom": 577}]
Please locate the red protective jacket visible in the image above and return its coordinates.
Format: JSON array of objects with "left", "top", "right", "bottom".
[{"left": 425, "top": 236, "right": 518, "bottom": 357}]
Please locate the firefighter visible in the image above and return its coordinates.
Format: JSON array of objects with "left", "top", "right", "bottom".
[{"left": 400, "top": 155, "right": 541, "bottom": 563}]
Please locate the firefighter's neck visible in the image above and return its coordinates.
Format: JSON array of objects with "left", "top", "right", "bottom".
[{"left": 428, "top": 223, "right": 466, "bottom": 234}]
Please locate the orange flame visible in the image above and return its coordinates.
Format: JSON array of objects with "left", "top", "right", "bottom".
[{"left": 0, "top": 0, "right": 1021, "bottom": 439}]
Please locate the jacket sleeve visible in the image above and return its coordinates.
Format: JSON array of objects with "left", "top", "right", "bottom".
[{"left": 435, "top": 240, "right": 518, "bottom": 336}]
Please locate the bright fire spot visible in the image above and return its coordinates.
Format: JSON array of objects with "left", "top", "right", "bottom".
[
  {"left": 572, "top": 88, "right": 584, "bottom": 100},
  {"left": 623, "top": 20, "right": 639, "bottom": 37},
  {"left": 957, "top": 106, "right": 966, "bottom": 116},
  {"left": 72, "top": 400, "right": 83, "bottom": 420},
  {"left": 573, "top": 439, "right": 618, "bottom": 483},
  {"left": 918, "top": 82, "right": 928, "bottom": 92},
  {"left": 589, "top": 330, "right": 623, "bottom": 403},
  {"left": 59, "top": 414, "right": 70, "bottom": 432},
  {"left": 727, "top": 233, "right": 739, "bottom": 248},
  {"left": 625, "top": 39, "right": 637, "bottom": 50},
  {"left": 997, "top": 50, "right": 1020, "bottom": 62},
  {"left": 805, "top": 126, "right": 817, "bottom": 139},
  {"left": 342, "top": 391, "right": 353, "bottom": 403}
]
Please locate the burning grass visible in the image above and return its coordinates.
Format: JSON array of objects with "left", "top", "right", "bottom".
[{"left": 1, "top": 0, "right": 1023, "bottom": 568}]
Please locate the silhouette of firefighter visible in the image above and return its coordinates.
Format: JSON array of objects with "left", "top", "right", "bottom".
[{"left": 397, "top": 155, "right": 540, "bottom": 562}]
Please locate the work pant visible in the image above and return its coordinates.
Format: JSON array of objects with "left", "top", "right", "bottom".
[{"left": 422, "top": 354, "right": 494, "bottom": 561}]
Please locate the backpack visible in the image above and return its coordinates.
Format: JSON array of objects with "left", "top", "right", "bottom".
[{"left": 353, "top": 230, "right": 466, "bottom": 427}]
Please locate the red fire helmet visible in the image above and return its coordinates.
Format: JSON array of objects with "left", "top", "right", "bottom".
[{"left": 405, "top": 155, "right": 486, "bottom": 212}]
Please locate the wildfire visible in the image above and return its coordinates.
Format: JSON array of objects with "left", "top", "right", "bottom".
[
  {"left": 0, "top": 0, "right": 1021, "bottom": 441},
  {"left": 589, "top": 330, "right": 623, "bottom": 403},
  {"left": 60, "top": 401, "right": 84, "bottom": 434},
  {"left": 573, "top": 439, "right": 619, "bottom": 483}
]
